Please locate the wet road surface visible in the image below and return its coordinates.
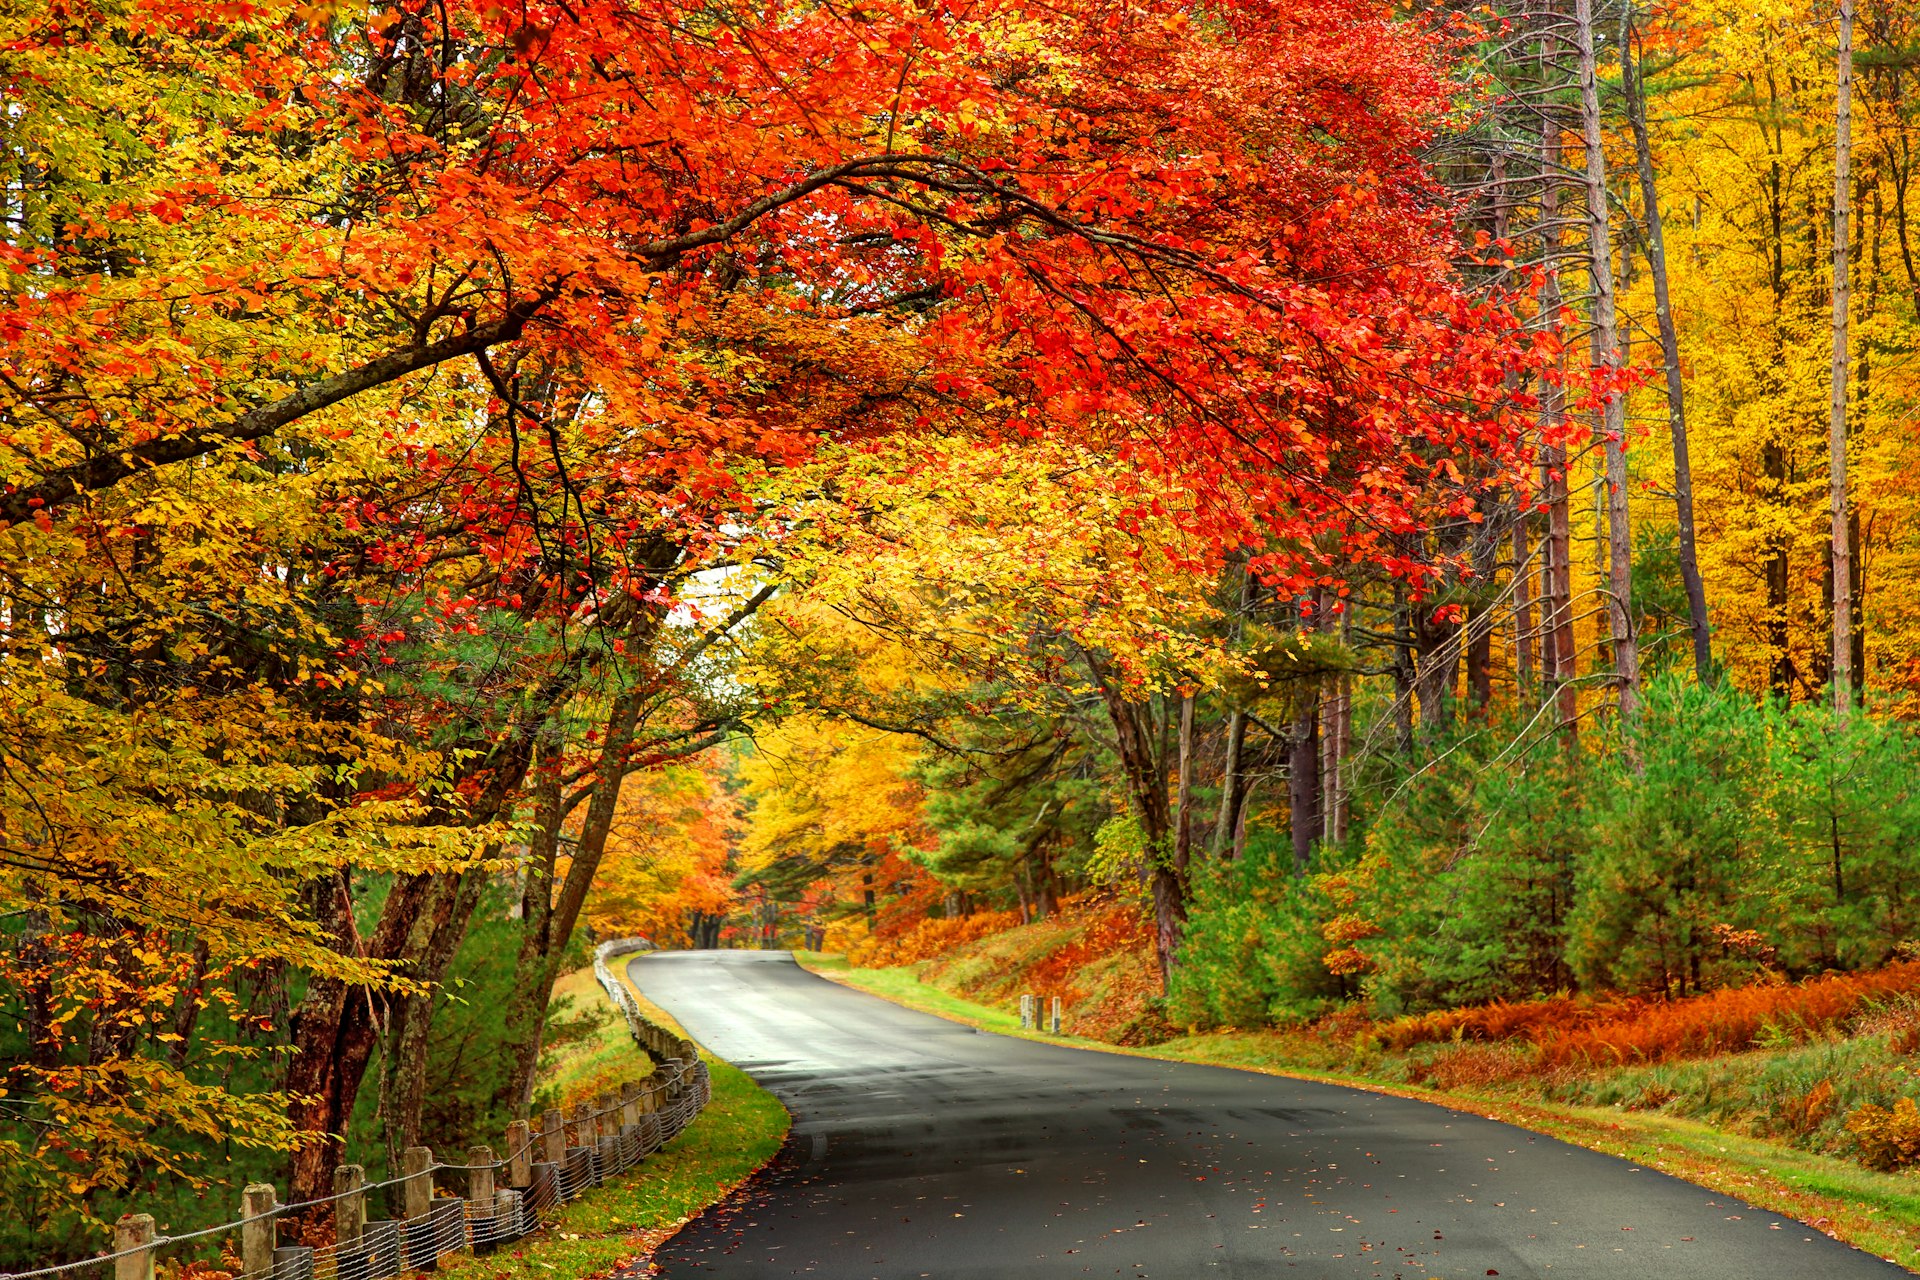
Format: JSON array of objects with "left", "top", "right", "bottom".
[{"left": 629, "top": 950, "right": 1898, "bottom": 1279}]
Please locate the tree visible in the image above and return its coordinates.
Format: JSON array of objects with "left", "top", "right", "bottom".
[
  {"left": 1621, "top": 4, "right": 1714, "bottom": 685},
  {"left": 1574, "top": 0, "right": 1643, "bottom": 721},
  {"left": 1832, "top": 0, "right": 1858, "bottom": 715},
  {"left": 3, "top": 0, "right": 1541, "bottom": 1220},
  {"left": 590, "top": 762, "right": 741, "bottom": 950}
]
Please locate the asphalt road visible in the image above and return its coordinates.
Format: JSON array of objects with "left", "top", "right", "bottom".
[{"left": 627, "top": 951, "right": 1900, "bottom": 1279}]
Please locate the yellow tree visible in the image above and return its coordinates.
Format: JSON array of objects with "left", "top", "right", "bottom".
[
  {"left": 1622, "top": 0, "right": 1920, "bottom": 702},
  {"left": 589, "top": 762, "right": 741, "bottom": 949}
]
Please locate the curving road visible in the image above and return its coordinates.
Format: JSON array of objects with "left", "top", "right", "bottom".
[{"left": 628, "top": 951, "right": 1900, "bottom": 1279}]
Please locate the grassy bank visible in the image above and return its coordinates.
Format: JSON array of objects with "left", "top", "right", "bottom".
[
  {"left": 440, "top": 962, "right": 790, "bottom": 1280},
  {"left": 797, "top": 951, "right": 1920, "bottom": 1272}
]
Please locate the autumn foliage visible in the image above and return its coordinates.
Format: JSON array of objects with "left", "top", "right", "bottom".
[{"left": 1371, "top": 963, "right": 1920, "bottom": 1067}]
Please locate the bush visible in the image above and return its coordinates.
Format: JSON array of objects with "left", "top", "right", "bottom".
[
  {"left": 846, "top": 910, "right": 1018, "bottom": 967},
  {"left": 1167, "top": 830, "right": 1343, "bottom": 1028},
  {"left": 1848, "top": 1097, "right": 1920, "bottom": 1171},
  {"left": 1569, "top": 678, "right": 1788, "bottom": 996},
  {"left": 1540, "top": 963, "right": 1920, "bottom": 1067}
]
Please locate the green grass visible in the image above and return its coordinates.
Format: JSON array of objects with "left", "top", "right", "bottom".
[
  {"left": 436, "top": 965, "right": 791, "bottom": 1280},
  {"left": 439, "top": 1056, "right": 788, "bottom": 1280},
  {"left": 798, "top": 953, "right": 1920, "bottom": 1273},
  {"left": 533, "top": 967, "right": 645, "bottom": 1110}
]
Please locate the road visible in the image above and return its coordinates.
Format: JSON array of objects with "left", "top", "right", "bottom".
[{"left": 628, "top": 950, "right": 1900, "bottom": 1279}]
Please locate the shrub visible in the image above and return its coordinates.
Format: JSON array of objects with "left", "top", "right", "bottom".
[
  {"left": 1167, "top": 830, "right": 1343, "bottom": 1028},
  {"left": 1541, "top": 963, "right": 1920, "bottom": 1067},
  {"left": 1779, "top": 1079, "right": 1837, "bottom": 1136},
  {"left": 1569, "top": 678, "right": 1788, "bottom": 997},
  {"left": 846, "top": 910, "right": 1018, "bottom": 967},
  {"left": 1847, "top": 1097, "right": 1920, "bottom": 1171}
]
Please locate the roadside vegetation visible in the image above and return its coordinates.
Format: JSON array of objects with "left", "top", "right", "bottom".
[
  {"left": 438, "top": 964, "right": 789, "bottom": 1280},
  {"left": 438, "top": 1054, "right": 786, "bottom": 1280}
]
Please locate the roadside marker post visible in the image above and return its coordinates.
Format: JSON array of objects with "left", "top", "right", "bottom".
[
  {"left": 114, "top": 1216, "right": 155, "bottom": 1280},
  {"left": 1019, "top": 994, "right": 1034, "bottom": 1029},
  {"left": 1049, "top": 997, "right": 1061, "bottom": 1035}
]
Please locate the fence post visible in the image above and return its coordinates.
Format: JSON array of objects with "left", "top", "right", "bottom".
[
  {"left": 594, "top": 1092, "right": 617, "bottom": 1140},
  {"left": 505, "top": 1120, "right": 533, "bottom": 1189},
  {"left": 113, "top": 1214, "right": 156, "bottom": 1280},
  {"left": 1019, "top": 993, "right": 1034, "bottom": 1029},
  {"left": 467, "top": 1144, "right": 495, "bottom": 1250},
  {"left": 540, "top": 1108, "right": 565, "bottom": 1165},
  {"left": 1050, "top": 996, "right": 1062, "bottom": 1035},
  {"left": 242, "top": 1183, "right": 279, "bottom": 1279},
  {"left": 467, "top": 1144, "right": 495, "bottom": 1205},
  {"left": 333, "top": 1164, "right": 367, "bottom": 1244},
  {"left": 620, "top": 1083, "right": 640, "bottom": 1127},
  {"left": 402, "top": 1146, "right": 435, "bottom": 1222}
]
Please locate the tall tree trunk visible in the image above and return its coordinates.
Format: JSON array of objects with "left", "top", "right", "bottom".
[
  {"left": 1319, "top": 675, "right": 1347, "bottom": 846},
  {"left": 1288, "top": 706, "right": 1321, "bottom": 876},
  {"left": 1411, "top": 606, "right": 1459, "bottom": 736},
  {"left": 1541, "top": 102, "right": 1580, "bottom": 747},
  {"left": 1515, "top": 519, "right": 1536, "bottom": 689},
  {"left": 1392, "top": 584, "right": 1416, "bottom": 755},
  {"left": 380, "top": 865, "right": 488, "bottom": 1174},
  {"left": 1576, "top": 0, "right": 1641, "bottom": 721},
  {"left": 1622, "top": 10, "right": 1713, "bottom": 684},
  {"left": 494, "top": 754, "right": 565, "bottom": 1118},
  {"left": 285, "top": 870, "right": 439, "bottom": 1205},
  {"left": 1465, "top": 521, "right": 1497, "bottom": 712},
  {"left": 1088, "top": 653, "right": 1181, "bottom": 986},
  {"left": 1210, "top": 709, "right": 1246, "bottom": 859},
  {"left": 285, "top": 653, "right": 581, "bottom": 1205},
  {"left": 1830, "top": 0, "right": 1856, "bottom": 716},
  {"left": 1173, "top": 692, "right": 1196, "bottom": 872},
  {"left": 1327, "top": 609, "right": 1353, "bottom": 844},
  {"left": 1763, "top": 439, "right": 1794, "bottom": 697}
]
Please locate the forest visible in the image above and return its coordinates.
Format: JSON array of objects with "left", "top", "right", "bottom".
[{"left": 2, "top": 0, "right": 1916, "bottom": 1264}]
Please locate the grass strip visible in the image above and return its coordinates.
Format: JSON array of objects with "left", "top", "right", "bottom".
[
  {"left": 439, "top": 963, "right": 790, "bottom": 1280},
  {"left": 795, "top": 952, "right": 1920, "bottom": 1273}
]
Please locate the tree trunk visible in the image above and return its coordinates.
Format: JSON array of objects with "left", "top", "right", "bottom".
[
  {"left": 1830, "top": 0, "right": 1856, "bottom": 716},
  {"left": 1392, "top": 584, "right": 1415, "bottom": 755},
  {"left": 1088, "top": 654, "right": 1181, "bottom": 985},
  {"left": 1326, "top": 610, "right": 1353, "bottom": 844},
  {"left": 1288, "top": 707, "right": 1321, "bottom": 876},
  {"left": 1411, "top": 605, "right": 1459, "bottom": 736},
  {"left": 1622, "top": 12, "right": 1712, "bottom": 684},
  {"left": 1233, "top": 777, "right": 1262, "bottom": 862},
  {"left": 1514, "top": 519, "right": 1536, "bottom": 689},
  {"left": 493, "top": 757, "right": 565, "bottom": 1118},
  {"left": 1173, "top": 692, "right": 1196, "bottom": 873},
  {"left": 1762, "top": 439, "right": 1793, "bottom": 697},
  {"left": 285, "top": 870, "right": 440, "bottom": 1205},
  {"left": 1465, "top": 522, "right": 1497, "bottom": 712},
  {"left": 1576, "top": 0, "right": 1640, "bottom": 721},
  {"left": 380, "top": 865, "right": 488, "bottom": 1173},
  {"left": 1211, "top": 709, "right": 1246, "bottom": 859},
  {"left": 1539, "top": 109, "right": 1580, "bottom": 746},
  {"left": 286, "top": 656, "right": 581, "bottom": 1204}
]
